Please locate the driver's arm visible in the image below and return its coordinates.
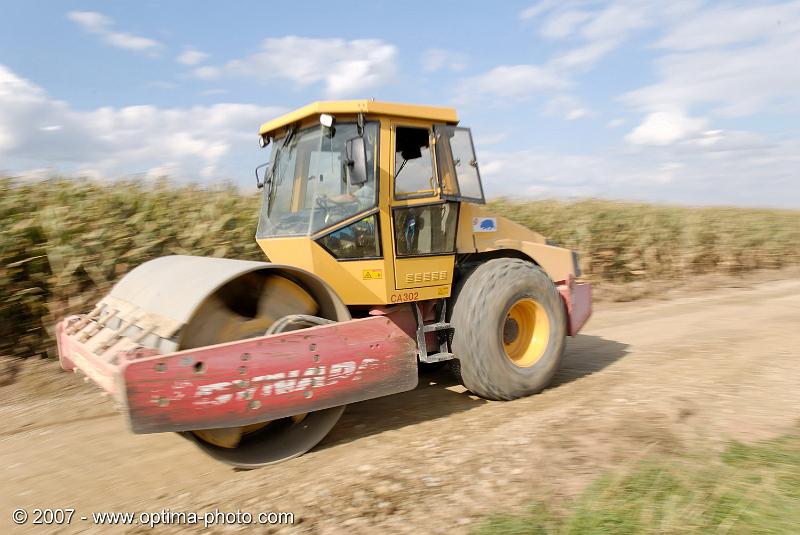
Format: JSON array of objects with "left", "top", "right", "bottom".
[
  {"left": 353, "top": 183, "right": 374, "bottom": 206},
  {"left": 330, "top": 192, "right": 357, "bottom": 203}
]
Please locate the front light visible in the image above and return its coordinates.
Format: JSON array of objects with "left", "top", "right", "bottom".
[{"left": 319, "top": 114, "right": 335, "bottom": 128}]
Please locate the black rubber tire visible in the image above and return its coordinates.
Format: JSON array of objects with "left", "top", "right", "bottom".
[
  {"left": 418, "top": 360, "right": 448, "bottom": 373},
  {"left": 450, "top": 258, "right": 566, "bottom": 400}
]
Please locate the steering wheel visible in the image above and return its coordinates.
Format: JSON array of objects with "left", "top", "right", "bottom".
[
  {"left": 315, "top": 195, "right": 329, "bottom": 209},
  {"left": 316, "top": 195, "right": 354, "bottom": 225}
]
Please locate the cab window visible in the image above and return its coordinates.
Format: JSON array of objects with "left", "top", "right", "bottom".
[
  {"left": 393, "top": 202, "right": 458, "bottom": 257},
  {"left": 433, "top": 126, "right": 485, "bottom": 203},
  {"left": 317, "top": 214, "right": 380, "bottom": 259},
  {"left": 257, "top": 122, "right": 379, "bottom": 238},
  {"left": 394, "top": 127, "right": 435, "bottom": 199}
]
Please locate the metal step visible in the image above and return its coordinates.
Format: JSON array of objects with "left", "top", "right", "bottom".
[
  {"left": 419, "top": 352, "right": 456, "bottom": 364},
  {"left": 412, "top": 301, "right": 455, "bottom": 363},
  {"left": 422, "top": 322, "right": 453, "bottom": 333}
]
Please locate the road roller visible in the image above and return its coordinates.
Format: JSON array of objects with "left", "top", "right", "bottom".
[{"left": 55, "top": 101, "right": 592, "bottom": 468}]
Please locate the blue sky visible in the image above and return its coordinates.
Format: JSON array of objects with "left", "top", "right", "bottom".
[{"left": 1, "top": 1, "right": 798, "bottom": 207}]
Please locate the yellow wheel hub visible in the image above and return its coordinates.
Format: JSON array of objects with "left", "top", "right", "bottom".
[
  {"left": 191, "top": 414, "right": 308, "bottom": 449},
  {"left": 185, "top": 274, "right": 317, "bottom": 450},
  {"left": 502, "top": 298, "right": 550, "bottom": 367}
]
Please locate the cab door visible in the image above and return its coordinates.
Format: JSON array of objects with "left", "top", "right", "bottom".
[
  {"left": 390, "top": 123, "right": 458, "bottom": 294},
  {"left": 433, "top": 125, "right": 486, "bottom": 204}
]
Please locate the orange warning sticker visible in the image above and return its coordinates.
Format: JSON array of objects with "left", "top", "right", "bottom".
[{"left": 362, "top": 269, "right": 383, "bottom": 280}]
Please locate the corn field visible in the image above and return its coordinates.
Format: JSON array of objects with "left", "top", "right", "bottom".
[
  {"left": 1, "top": 177, "right": 263, "bottom": 359},
  {"left": 2, "top": 177, "right": 799, "bottom": 359},
  {"left": 490, "top": 198, "right": 800, "bottom": 281}
]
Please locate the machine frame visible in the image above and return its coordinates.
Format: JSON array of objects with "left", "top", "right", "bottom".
[
  {"left": 255, "top": 100, "right": 583, "bottom": 310},
  {"left": 54, "top": 100, "right": 592, "bottom": 467}
]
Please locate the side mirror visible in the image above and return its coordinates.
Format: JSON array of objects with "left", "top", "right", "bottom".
[
  {"left": 255, "top": 162, "right": 269, "bottom": 189},
  {"left": 345, "top": 136, "right": 368, "bottom": 186}
]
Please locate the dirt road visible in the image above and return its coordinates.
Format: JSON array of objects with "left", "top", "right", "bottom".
[{"left": 2, "top": 277, "right": 799, "bottom": 534}]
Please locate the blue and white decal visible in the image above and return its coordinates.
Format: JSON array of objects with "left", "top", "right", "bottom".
[{"left": 472, "top": 217, "right": 497, "bottom": 233}]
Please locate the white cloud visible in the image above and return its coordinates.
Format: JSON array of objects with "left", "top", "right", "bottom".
[
  {"left": 176, "top": 48, "right": 209, "bottom": 65},
  {"left": 467, "top": 1, "right": 669, "bottom": 103},
  {"left": 421, "top": 48, "right": 467, "bottom": 73},
  {"left": 580, "top": 2, "right": 651, "bottom": 41},
  {"left": 460, "top": 65, "right": 567, "bottom": 101},
  {"left": 551, "top": 38, "right": 621, "bottom": 71},
  {"left": 519, "top": 0, "right": 561, "bottom": 21},
  {"left": 193, "top": 66, "right": 221, "bottom": 79},
  {"left": 104, "top": 33, "right": 160, "bottom": 53},
  {"left": 0, "top": 64, "right": 283, "bottom": 179},
  {"left": 533, "top": 1, "right": 660, "bottom": 69},
  {"left": 483, "top": 1, "right": 794, "bottom": 111},
  {"left": 67, "top": 11, "right": 110, "bottom": 31},
  {"left": 544, "top": 1, "right": 663, "bottom": 71},
  {"left": 540, "top": 10, "right": 593, "bottom": 39},
  {"left": 478, "top": 138, "right": 800, "bottom": 207},
  {"left": 474, "top": 132, "right": 509, "bottom": 146},
  {"left": 67, "top": 11, "right": 161, "bottom": 54},
  {"left": 621, "top": 1, "right": 800, "bottom": 152},
  {"left": 145, "top": 81, "right": 177, "bottom": 90},
  {"left": 544, "top": 95, "right": 591, "bottom": 120},
  {"left": 685, "top": 129, "right": 772, "bottom": 153},
  {"left": 479, "top": 149, "right": 626, "bottom": 199},
  {"left": 652, "top": 162, "right": 684, "bottom": 184},
  {"left": 655, "top": 2, "right": 800, "bottom": 51},
  {"left": 625, "top": 4, "right": 800, "bottom": 118},
  {"left": 197, "top": 36, "right": 397, "bottom": 98},
  {"left": 473, "top": 2, "right": 800, "bottom": 206},
  {"left": 625, "top": 111, "right": 707, "bottom": 146},
  {"left": 566, "top": 109, "right": 589, "bottom": 120}
]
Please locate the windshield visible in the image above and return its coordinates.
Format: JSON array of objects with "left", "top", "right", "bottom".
[{"left": 257, "top": 122, "right": 379, "bottom": 237}]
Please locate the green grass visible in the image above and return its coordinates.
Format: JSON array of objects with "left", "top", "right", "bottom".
[
  {"left": 473, "top": 433, "right": 800, "bottom": 535},
  {"left": 2, "top": 177, "right": 800, "bottom": 358}
]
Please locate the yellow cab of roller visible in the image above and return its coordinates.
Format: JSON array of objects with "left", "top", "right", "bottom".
[{"left": 254, "top": 100, "right": 578, "bottom": 306}]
